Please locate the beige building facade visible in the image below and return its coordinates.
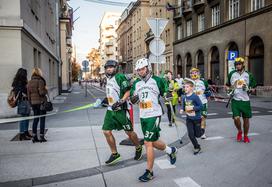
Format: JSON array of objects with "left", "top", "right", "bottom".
[
  {"left": 0, "top": 0, "right": 73, "bottom": 117},
  {"left": 116, "top": 0, "right": 150, "bottom": 73},
  {"left": 147, "top": 0, "right": 175, "bottom": 74},
  {"left": 173, "top": 0, "right": 272, "bottom": 91},
  {"left": 99, "top": 12, "right": 121, "bottom": 74},
  {"left": 59, "top": 0, "right": 74, "bottom": 91}
]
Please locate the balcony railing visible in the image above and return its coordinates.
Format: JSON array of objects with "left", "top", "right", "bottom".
[
  {"left": 183, "top": 0, "right": 193, "bottom": 15},
  {"left": 144, "top": 29, "right": 154, "bottom": 42},
  {"left": 105, "top": 41, "right": 114, "bottom": 46},
  {"left": 174, "top": 6, "right": 183, "bottom": 19},
  {"left": 193, "top": 0, "right": 205, "bottom": 8}
]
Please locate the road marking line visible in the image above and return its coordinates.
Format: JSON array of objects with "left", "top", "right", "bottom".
[
  {"left": 228, "top": 112, "right": 233, "bottom": 115},
  {"left": 207, "top": 113, "right": 218, "bottom": 116},
  {"left": 181, "top": 115, "right": 186, "bottom": 118},
  {"left": 174, "top": 177, "right": 201, "bottom": 187},
  {"left": 155, "top": 159, "right": 176, "bottom": 169},
  {"left": 247, "top": 133, "right": 260, "bottom": 136},
  {"left": 268, "top": 111, "right": 272, "bottom": 113},
  {"left": 61, "top": 93, "right": 69, "bottom": 96},
  {"left": 52, "top": 100, "right": 64, "bottom": 104},
  {"left": 252, "top": 111, "right": 260, "bottom": 114},
  {"left": 72, "top": 92, "right": 81, "bottom": 94},
  {"left": 204, "top": 136, "right": 224, "bottom": 141}
]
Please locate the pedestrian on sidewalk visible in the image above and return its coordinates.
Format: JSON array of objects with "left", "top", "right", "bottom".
[
  {"left": 100, "top": 60, "right": 143, "bottom": 165},
  {"left": 164, "top": 70, "right": 180, "bottom": 127},
  {"left": 189, "top": 68, "right": 211, "bottom": 139},
  {"left": 27, "top": 68, "right": 48, "bottom": 143},
  {"left": 225, "top": 57, "right": 257, "bottom": 143},
  {"left": 12, "top": 68, "right": 32, "bottom": 141},
  {"left": 130, "top": 58, "right": 177, "bottom": 182},
  {"left": 181, "top": 78, "right": 204, "bottom": 155}
]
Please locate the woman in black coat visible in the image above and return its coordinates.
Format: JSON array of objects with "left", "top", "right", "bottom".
[{"left": 12, "top": 68, "right": 32, "bottom": 140}]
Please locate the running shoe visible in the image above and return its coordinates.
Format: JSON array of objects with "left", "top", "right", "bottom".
[
  {"left": 237, "top": 131, "right": 242, "bottom": 142},
  {"left": 138, "top": 169, "right": 154, "bottom": 182},
  {"left": 244, "top": 136, "right": 250, "bottom": 143},
  {"left": 134, "top": 145, "right": 143, "bottom": 160},
  {"left": 194, "top": 147, "right": 202, "bottom": 155},
  {"left": 168, "top": 147, "right": 177, "bottom": 164},
  {"left": 105, "top": 153, "right": 121, "bottom": 165}
]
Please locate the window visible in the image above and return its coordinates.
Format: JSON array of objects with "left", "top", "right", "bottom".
[
  {"left": 186, "top": 20, "right": 192, "bottom": 37},
  {"left": 229, "top": 0, "right": 239, "bottom": 20},
  {"left": 198, "top": 13, "right": 205, "bottom": 32},
  {"left": 177, "top": 25, "right": 182, "bottom": 40},
  {"left": 212, "top": 5, "right": 220, "bottom": 27},
  {"left": 251, "top": 0, "right": 265, "bottom": 11}
]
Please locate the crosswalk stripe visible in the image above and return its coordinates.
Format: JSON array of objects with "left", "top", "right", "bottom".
[
  {"left": 204, "top": 136, "right": 224, "bottom": 141},
  {"left": 247, "top": 133, "right": 260, "bottom": 136},
  {"left": 174, "top": 177, "right": 201, "bottom": 187},
  {"left": 228, "top": 112, "right": 233, "bottom": 115},
  {"left": 155, "top": 159, "right": 176, "bottom": 169},
  {"left": 268, "top": 111, "right": 272, "bottom": 113},
  {"left": 207, "top": 113, "right": 218, "bottom": 116},
  {"left": 252, "top": 111, "right": 260, "bottom": 114}
]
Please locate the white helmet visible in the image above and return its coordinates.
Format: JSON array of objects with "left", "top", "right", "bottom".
[{"left": 135, "top": 58, "right": 152, "bottom": 71}]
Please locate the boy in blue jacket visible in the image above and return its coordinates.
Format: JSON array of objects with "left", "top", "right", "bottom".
[{"left": 181, "top": 78, "right": 204, "bottom": 155}]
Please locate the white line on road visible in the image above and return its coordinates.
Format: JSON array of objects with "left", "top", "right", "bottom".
[
  {"left": 252, "top": 111, "right": 260, "bottom": 114},
  {"left": 247, "top": 133, "right": 260, "bottom": 136},
  {"left": 207, "top": 113, "right": 218, "bottom": 116},
  {"left": 268, "top": 111, "right": 272, "bottom": 113},
  {"left": 155, "top": 159, "right": 176, "bottom": 169},
  {"left": 204, "top": 136, "right": 224, "bottom": 141},
  {"left": 228, "top": 112, "right": 233, "bottom": 115},
  {"left": 174, "top": 177, "right": 201, "bottom": 187}
]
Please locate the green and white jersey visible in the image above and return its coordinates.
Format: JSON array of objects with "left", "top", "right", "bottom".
[
  {"left": 131, "top": 76, "right": 167, "bottom": 119},
  {"left": 194, "top": 79, "right": 209, "bottom": 104},
  {"left": 106, "top": 73, "right": 130, "bottom": 111},
  {"left": 227, "top": 70, "right": 257, "bottom": 101}
]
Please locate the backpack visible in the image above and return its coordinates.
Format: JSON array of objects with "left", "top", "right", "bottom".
[{"left": 7, "top": 90, "right": 20, "bottom": 108}]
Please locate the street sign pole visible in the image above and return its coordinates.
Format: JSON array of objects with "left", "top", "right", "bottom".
[
  {"left": 147, "top": 18, "right": 168, "bottom": 76},
  {"left": 82, "top": 60, "right": 89, "bottom": 97}
]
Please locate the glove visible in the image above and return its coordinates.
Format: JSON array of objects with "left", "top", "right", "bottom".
[
  {"left": 242, "top": 84, "right": 249, "bottom": 92},
  {"left": 112, "top": 99, "right": 125, "bottom": 111},
  {"left": 164, "top": 92, "right": 173, "bottom": 101},
  {"left": 101, "top": 97, "right": 109, "bottom": 107},
  {"left": 130, "top": 95, "right": 139, "bottom": 104}
]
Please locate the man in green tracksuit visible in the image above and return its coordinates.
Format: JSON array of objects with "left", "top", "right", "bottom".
[
  {"left": 130, "top": 58, "right": 177, "bottom": 182},
  {"left": 226, "top": 57, "right": 257, "bottom": 143},
  {"left": 101, "top": 60, "right": 143, "bottom": 165}
]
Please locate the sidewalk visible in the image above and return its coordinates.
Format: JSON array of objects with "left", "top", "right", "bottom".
[{"left": 0, "top": 83, "right": 187, "bottom": 186}]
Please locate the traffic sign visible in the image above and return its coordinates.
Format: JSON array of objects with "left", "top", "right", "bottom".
[
  {"left": 227, "top": 51, "right": 238, "bottom": 73},
  {"left": 149, "top": 38, "right": 165, "bottom": 56},
  {"left": 228, "top": 51, "right": 238, "bottom": 60},
  {"left": 82, "top": 60, "right": 89, "bottom": 68},
  {"left": 82, "top": 67, "right": 89, "bottom": 72},
  {"left": 146, "top": 18, "right": 168, "bottom": 38},
  {"left": 149, "top": 54, "right": 166, "bottom": 64}
]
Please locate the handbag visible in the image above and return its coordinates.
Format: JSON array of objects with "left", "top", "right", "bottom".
[
  {"left": 17, "top": 96, "right": 31, "bottom": 115},
  {"left": 40, "top": 95, "right": 53, "bottom": 112},
  {"left": 7, "top": 90, "right": 20, "bottom": 108}
]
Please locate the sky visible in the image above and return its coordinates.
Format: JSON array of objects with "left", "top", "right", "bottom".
[{"left": 69, "top": 0, "right": 131, "bottom": 64}]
